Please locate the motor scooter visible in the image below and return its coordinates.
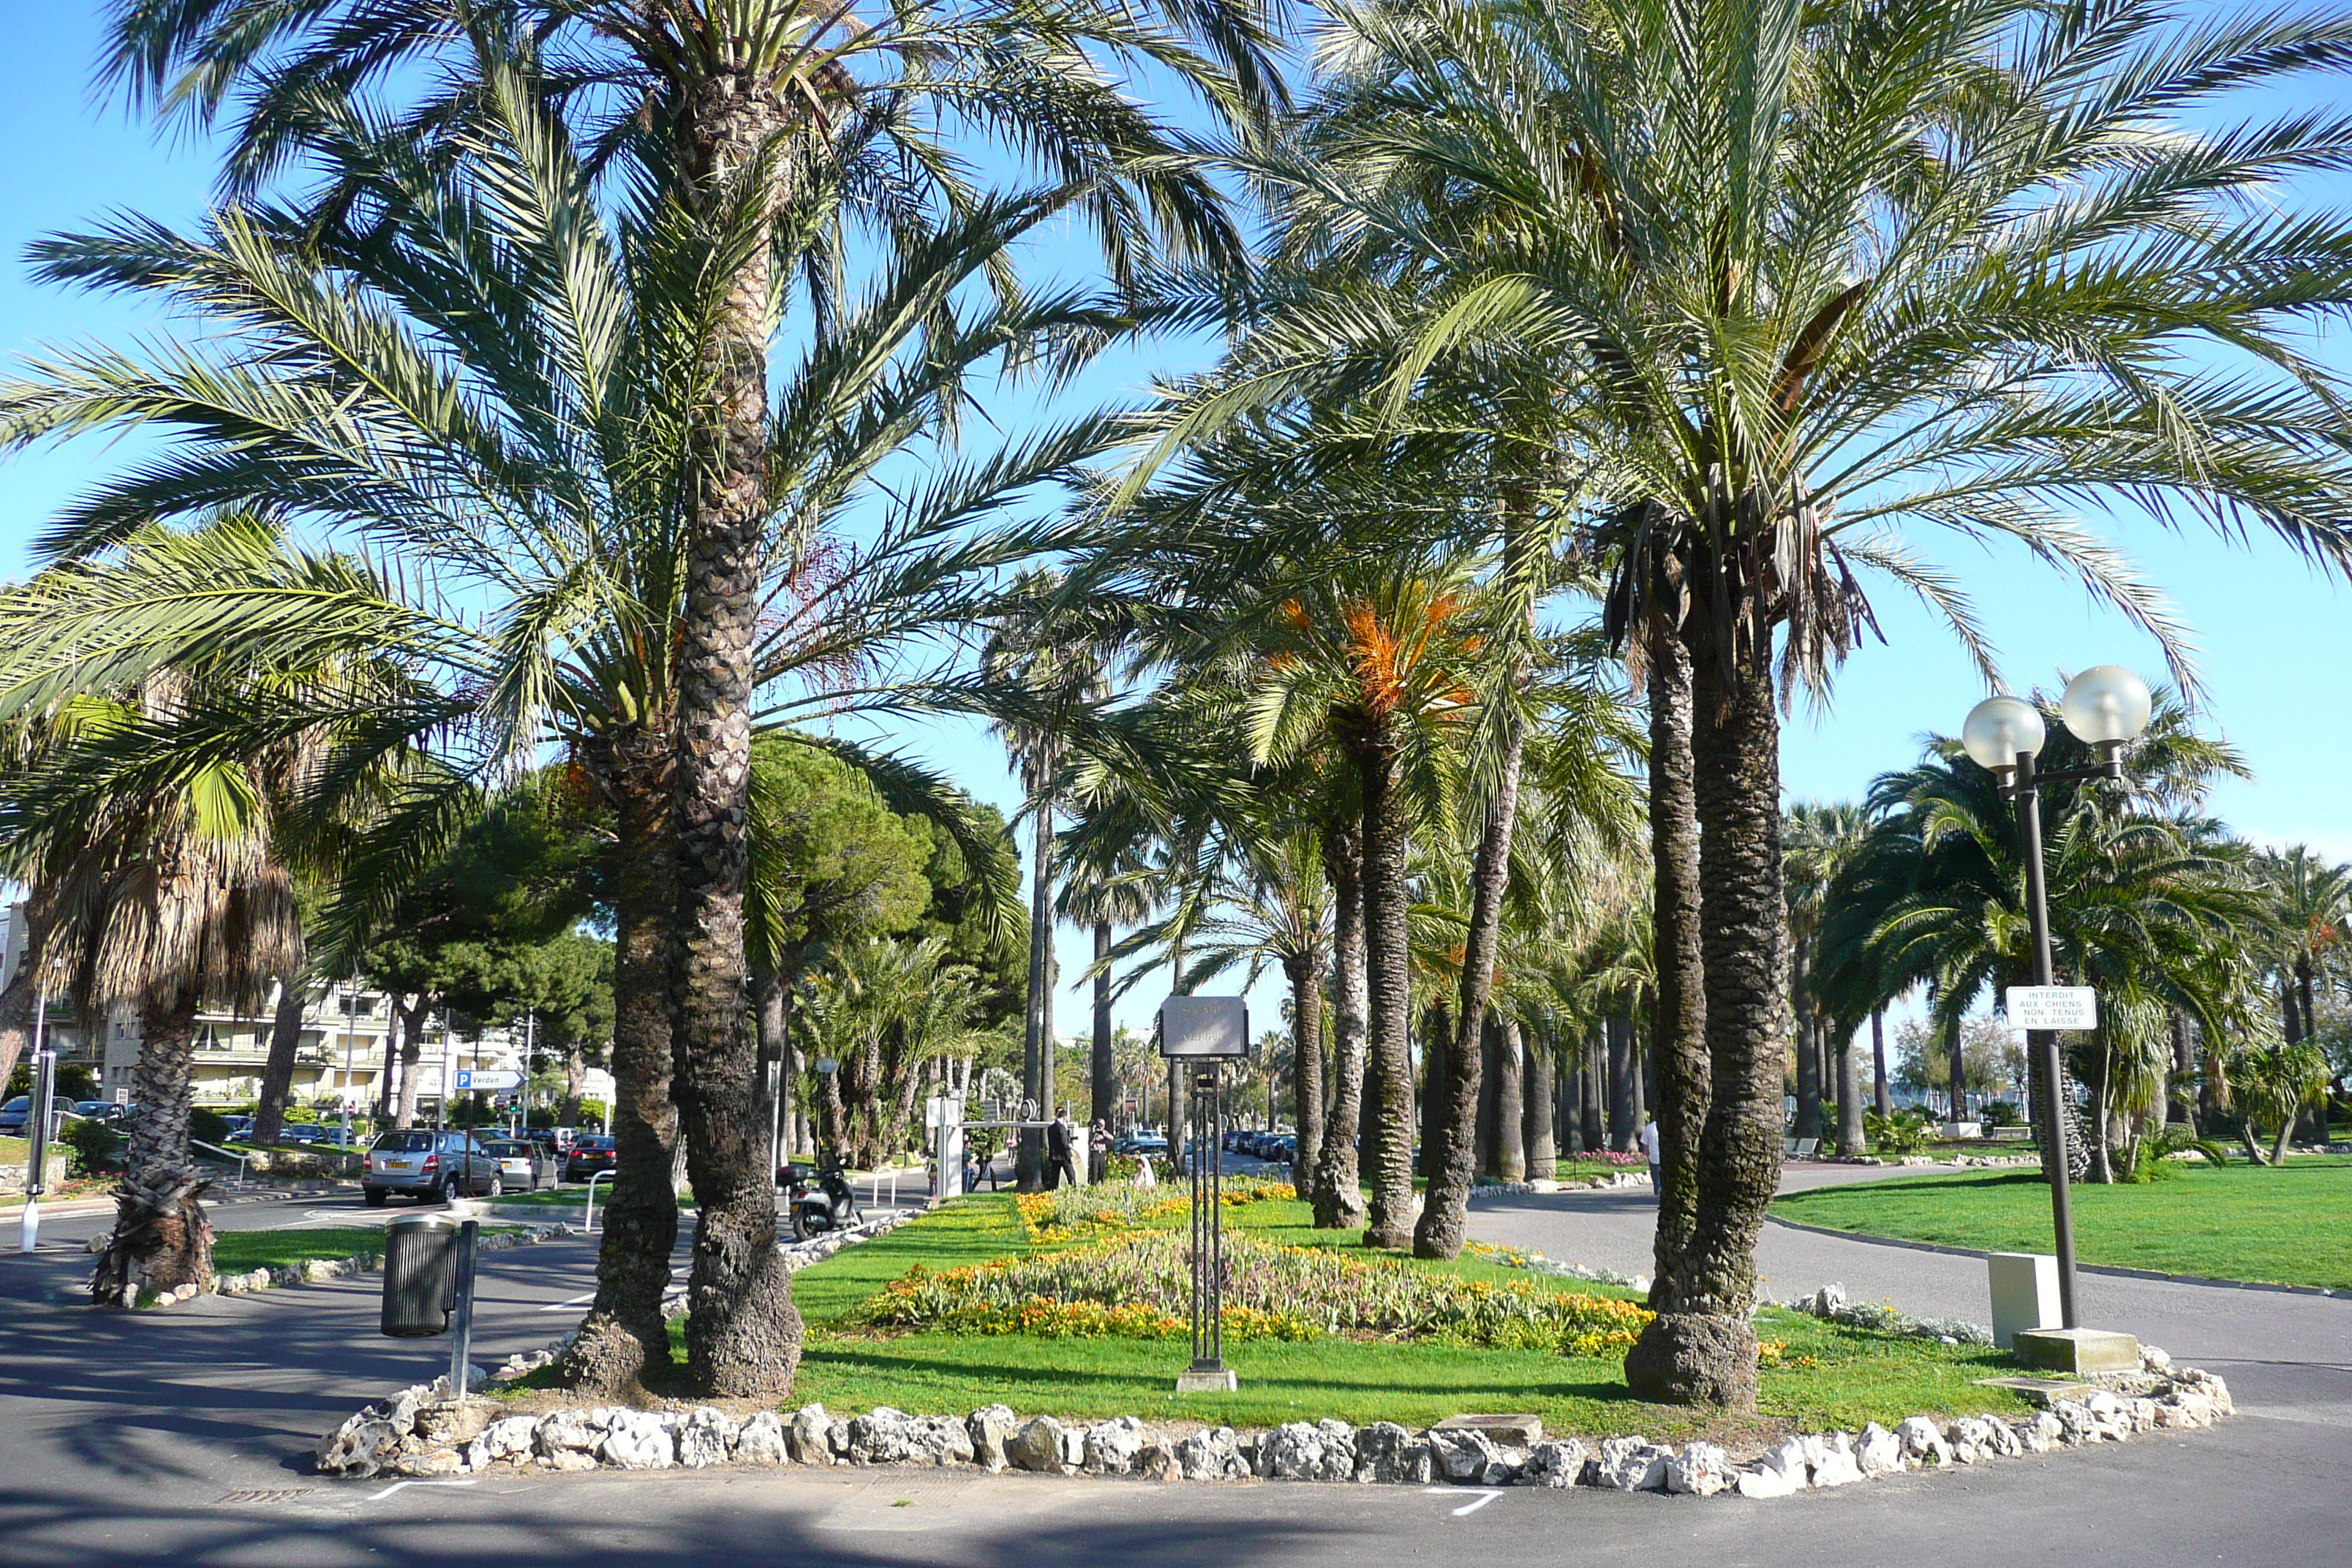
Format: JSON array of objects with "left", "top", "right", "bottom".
[{"left": 781, "top": 1161, "right": 862, "bottom": 1241}]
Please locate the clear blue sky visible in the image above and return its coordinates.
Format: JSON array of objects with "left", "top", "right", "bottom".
[{"left": 3, "top": 5, "right": 2347, "bottom": 1042}]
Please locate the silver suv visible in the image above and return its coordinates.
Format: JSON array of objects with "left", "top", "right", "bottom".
[{"left": 363, "top": 1130, "right": 502, "bottom": 1206}]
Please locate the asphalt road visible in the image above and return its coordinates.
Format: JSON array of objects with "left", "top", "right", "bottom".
[{"left": 1, "top": 1173, "right": 2345, "bottom": 1568}]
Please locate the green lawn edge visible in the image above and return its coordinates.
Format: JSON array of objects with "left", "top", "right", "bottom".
[{"left": 1774, "top": 1158, "right": 2352, "bottom": 1292}]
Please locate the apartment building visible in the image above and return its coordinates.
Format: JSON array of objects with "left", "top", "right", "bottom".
[{"left": 2, "top": 902, "right": 611, "bottom": 1113}]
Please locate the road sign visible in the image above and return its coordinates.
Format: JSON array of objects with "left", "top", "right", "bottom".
[
  {"left": 2007, "top": 987, "right": 2098, "bottom": 1031},
  {"left": 453, "top": 1068, "right": 523, "bottom": 1091}
]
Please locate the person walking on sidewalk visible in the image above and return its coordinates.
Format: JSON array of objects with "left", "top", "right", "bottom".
[
  {"left": 1046, "top": 1109, "right": 1079, "bottom": 1190},
  {"left": 1641, "top": 1115, "right": 1661, "bottom": 1199}
]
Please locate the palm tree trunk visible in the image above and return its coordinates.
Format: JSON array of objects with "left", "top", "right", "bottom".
[
  {"left": 1792, "top": 936, "right": 1821, "bottom": 1141},
  {"left": 94, "top": 990, "right": 212, "bottom": 1304},
  {"left": 392, "top": 997, "right": 423, "bottom": 1131},
  {"left": 1558, "top": 1025, "right": 1583, "bottom": 1155},
  {"left": 1946, "top": 1017, "right": 1968, "bottom": 1126},
  {"left": 1834, "top": 1022, "right": 1866, "bottom": 1156},
  {"left": 1311, "top": 821, "right": 1368, "bottom": 1229},
  {"left": 751, "top": 960, "right": 788, "bottom": 1183},
  {"left": 1357, "top": 737, "right": 1415, "bottom": 1250},
  {"left": 1414, "top": 704, "right": 1526, "bottom": 1259},
  {"left": 2168, "top": 1011, "right": 2195, "bottom": 1132},
  {"left": 1017, "top": 801, "right": 1053, "bottom": 1191},
  {"left": 251, "top": 973, "right": 308, "bottom": 1146},
  {"left": 1286, "top": 952, "right": 1323, "bottom": 1198},
  {"left": 2089, "top": 1030, "right": 2116, "bottom": 1183},
  {"left": 1490, "top": 1017, "right": 1526, "bottom": 1181},
  {"left": 1581, "top": 1025, "right": 1607, "bottom": 1151},
  {"left": 1523, "top": 1020, "right": 1555, "bottom": 1177},
  {"left": 1606, "top": 1014, "right": 1637, "bottom": 1151},
  {"left": 1417, "top": 1004, "right": 1448, "bottom": 1182},
  {"left": 663, "top": 73, "right": 804, "bottom": 1398},
  {"left": 1626, "top": 642, "right": 1785, "bottom": 1411},
  {"left": 1644, "top": 606, "right": 1709, "bottom": 1303},
  {"left": 1091, "top": 921, "right": 1115, "bottom": 1180},
  {"left": 1871, "top": 1007, "right": 1891, "bottom": 1118},
  {"left": 1473, "top": 1014, "right": 1499, "bottom": 1177},
  {"left": 565, "top": 728, "right": 682, "bottom": 1396}
]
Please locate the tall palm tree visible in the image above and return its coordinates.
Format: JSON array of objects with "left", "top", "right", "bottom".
[
  {"left": 1146, "top": 0, "right": 2352, "bottom": 1405},
  {"left": 0, "top": 42, "right": 1109, "bottom": 1392},
  {"left": 102, "top": 0, "right": 1271, "bottom": 1395}
]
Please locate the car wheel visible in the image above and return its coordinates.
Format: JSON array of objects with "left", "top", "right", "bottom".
[
  {"left": 486, "top": 1173, "right": 503, "bottom": 1199},
  {"left": 363, "top": 1188, "right": 387, "bottom": 1208}
]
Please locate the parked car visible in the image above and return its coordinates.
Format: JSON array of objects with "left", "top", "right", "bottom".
[
  {"left": 479, "top": 1137, "right": 557, "bottom": 1191},
  {"left": 1110, "top": 1135, "right": 1167, "bottom": 1158},
  {"left": 362, "top": 1129, "right": 502, "bottom": 1206},
  {"left": 279, "top": 1123, "right": 327, "bottom": 1144},
  {"left": 71, "top": 1100, "right": 114, "bottom": 1120},
  {"left": 220, "top": 1115, "right": 256, "bottom": 1142},
  {"left": 0, "top": 1096, "right": 29, "bottom": 1134},
  {"left": 563, "top": 1135, "right": 619, "bottom": 1183}
]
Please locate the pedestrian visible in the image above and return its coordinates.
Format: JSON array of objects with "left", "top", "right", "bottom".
[
  {"left": 1640, "top": 1114, "right": 1662, "bottom": 1198},
  {"left": 1046, "top": 1109, "right": 1078, "bottom": 1190},
  {"left": 1089, "top": 1117, "right": 1110, "bottom": 1182}
]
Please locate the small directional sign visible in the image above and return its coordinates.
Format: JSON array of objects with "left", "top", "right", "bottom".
[
  {"left": 2006, "top": 987, "right": 2098, "bottom": 1031},
  {"left": 453, "top": 1068, "right": 523, "bottom": 1091}
]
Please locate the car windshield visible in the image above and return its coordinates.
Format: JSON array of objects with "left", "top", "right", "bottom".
[
  {"left": 1, "top": 1097, "right": 26, "bottom": 1112},
  {"left": 481, "top": 1141, "right": 525, "bottom": 1156},
  {"left": 577, "top": 1137, "right": 615, "bottom": 1150},
  {"left": 372, "top": 1131, "right": 434, "bottom": 1153}
]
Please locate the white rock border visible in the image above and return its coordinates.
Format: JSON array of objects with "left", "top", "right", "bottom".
[{"left": 317, "top": 1346, "right": 2233, "bottom": 1491}]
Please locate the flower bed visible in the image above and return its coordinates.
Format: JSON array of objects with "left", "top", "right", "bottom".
[
  {"left": 848, "top": 1229, "right": 1652, "bottom": 1354},
  {"left": 1014, "top": 1176, "right": 1292, "bottom": 1245}
]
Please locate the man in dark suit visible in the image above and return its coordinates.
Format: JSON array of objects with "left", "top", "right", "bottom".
[{"left": 1045, "top": 1109, "right": 1078, "bottom": 1190}]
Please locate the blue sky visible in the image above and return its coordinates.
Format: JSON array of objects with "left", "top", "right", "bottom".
[{"left": 2, "top": 6, "right": 2347, "bottom": 1041}]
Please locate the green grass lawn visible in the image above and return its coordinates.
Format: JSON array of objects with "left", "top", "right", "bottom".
[
  {"left": 211, "top": 1224, "right": 519, "bottom": 1273},
  {"left": 725, "top": 1190, "right": 2031, "bottom": 1441},
  {"left": 1774, "top": 1157, "right": 2352, "bottom": 1290}
]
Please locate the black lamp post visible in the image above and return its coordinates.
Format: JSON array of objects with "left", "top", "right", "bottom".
[{"left": 1961, "top": 666, "right": 2154, "bottom": 1331}]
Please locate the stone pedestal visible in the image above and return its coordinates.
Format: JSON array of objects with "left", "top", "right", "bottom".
[
  {"left": 2013, "top": 1327, "right": 2141, "bottom": 1375},
  {"left": 1986, "top": 1251, "right": 2061, "bottom": 1349},
  {"left": 1942, "top": 1121, "right": 1983, "bottom": 1139},
  {"left": 1175, "top": 1365, "right": 1239, "bottom": 1393}
]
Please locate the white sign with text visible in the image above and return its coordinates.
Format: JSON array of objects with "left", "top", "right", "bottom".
[{"left": 2006, "top": 987, "right": 2098, "bottom": 1031}]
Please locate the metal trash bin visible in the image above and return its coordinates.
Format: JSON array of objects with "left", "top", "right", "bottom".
[{"left": 381, "top": 1213, "right": 459, "bottom": 1338}]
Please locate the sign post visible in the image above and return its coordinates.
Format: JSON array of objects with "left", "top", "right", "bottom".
[
  {"left": 1161, "top": 996, "right": 1248, "bottom": 1393},
  {"left": 18, "top": 1024, "right": 53, "bottom": 1254}
]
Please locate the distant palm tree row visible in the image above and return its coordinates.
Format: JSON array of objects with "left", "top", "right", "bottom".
[
  {"left": 1793, "top": 698, "right": 2347, "bottom": 1177},
  {"left": 1, "top": 0, "right": 2351, "bottom": 1419}
]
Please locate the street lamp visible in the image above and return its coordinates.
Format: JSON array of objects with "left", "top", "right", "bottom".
[{"left": 1961, "top": 665, "right": 2153, "bottom": 1331}]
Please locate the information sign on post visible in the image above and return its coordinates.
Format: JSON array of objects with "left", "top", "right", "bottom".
[
  {"left": 453, "top": 1068, "right": 523, "bottom": 1092},
  {"left": 2006, "top": 987, "right": 2099, "bottom": 1032},
  {"left": 1158, "top": 997, "right": 1246, "bottom": 1393}
]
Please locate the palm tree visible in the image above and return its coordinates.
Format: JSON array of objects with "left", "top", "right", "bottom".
[
  {"left": 102, "top": 0, "right": 1273, "bottom": 1395},
  {"left": 2254, "top": 846, "right": 2350, "bottom": 1137},
  {"left": 1152, "top": 0, "right": 2352, "bottom": 1404},
  {"left": 0, "top": 41, "right": 1117, "bottom": 1392},
  {"left": 4, "top": 674, "right": 300, "bottom": 1303},
  {"left": 2225, "top": 1041, "right": 2332, "bottom": 1167},
  {"left": 1786, "top": 802, "right": 1872, "bottom": 1156}
]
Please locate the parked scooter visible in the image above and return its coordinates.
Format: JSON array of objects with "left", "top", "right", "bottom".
[{"left": 781, "top": 1161, "right": 862, "bottom": 1241}]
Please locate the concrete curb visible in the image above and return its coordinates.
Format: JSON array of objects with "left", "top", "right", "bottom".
[{"left": 1764, "top": 1216, "right": 2352, "bottom": 1300}]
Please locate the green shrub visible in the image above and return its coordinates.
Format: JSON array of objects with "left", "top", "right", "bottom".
[
  {"left": 1866, "top": 1108, "right": 1934, "bottom": 1156},
  {"left": 1982, "top": 1101, "right": 2022, "bottom": 1128},
  {"left": 61, "top": 1117, "right": 118, "bottom": 1175}
]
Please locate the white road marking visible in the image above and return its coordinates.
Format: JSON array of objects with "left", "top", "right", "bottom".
[
  {"left": 540, "top": 1291, "right": 597, "bottom": 1311},
  {"left": 365, "top": 1480, "right": 478, "bottom": 1503},
  {"left": 1425, "top": 1488, "right": 1504, "bottom": 1516}
]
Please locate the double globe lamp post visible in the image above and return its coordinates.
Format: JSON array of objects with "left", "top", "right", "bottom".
[{"left": 1959, "top": 665, "right": 2154, "bottom": 1333}]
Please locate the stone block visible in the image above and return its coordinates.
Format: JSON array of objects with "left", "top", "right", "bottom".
[
  {"left": 1430, "top": 1413, "right": 1542, "bottom": 1447},
  {"left": 1175, "top": 1366, "right": 1240, "bottom": 1393},
  {"left": 1986, "top": 1253, "right": 2061, "bottom": 1349},
  {"left": 2013, "top": 1327, "right": 2141, "bottom": 1375}
]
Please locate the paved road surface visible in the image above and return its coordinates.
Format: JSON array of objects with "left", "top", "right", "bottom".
[{"left": 2, "top": 1172, "right": 2344, "bottom": 1567}]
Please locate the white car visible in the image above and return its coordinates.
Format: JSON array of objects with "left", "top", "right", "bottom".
[{"left": 478, "top": 1137, "right": 557, "bottom": 1191}]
